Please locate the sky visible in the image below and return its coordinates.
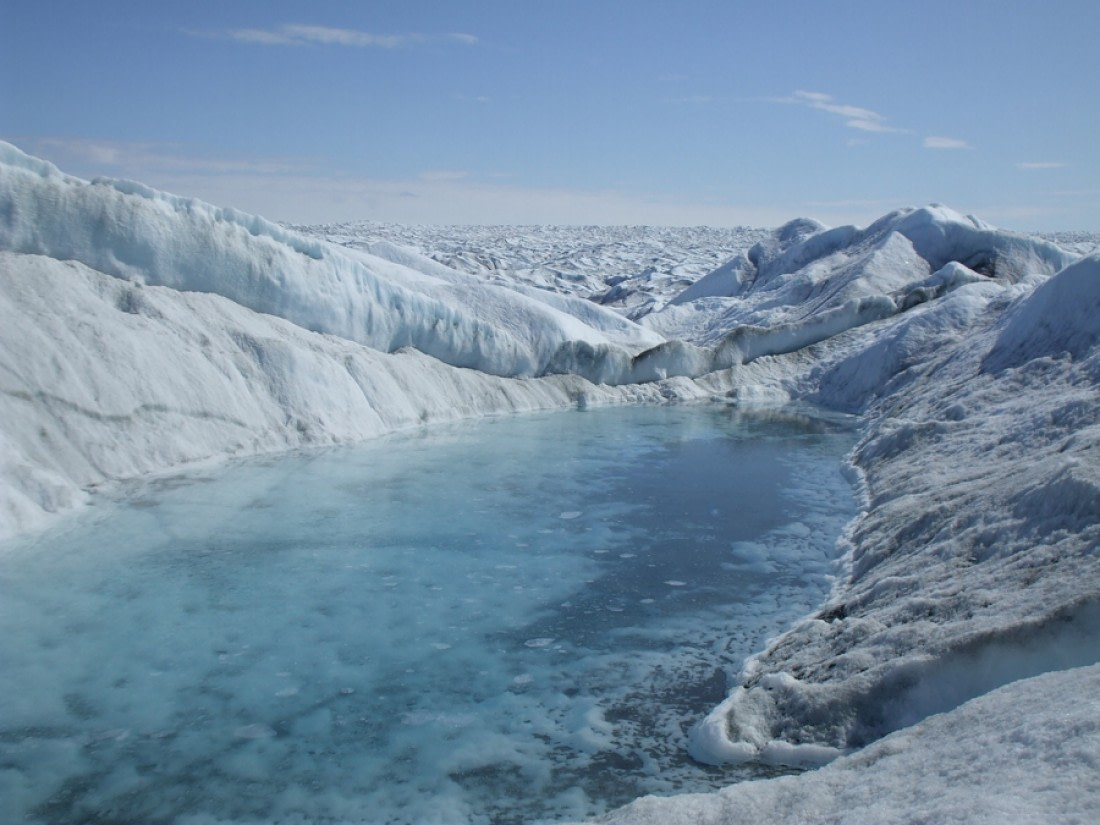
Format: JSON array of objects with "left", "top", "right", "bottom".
[{"left": 3, "top": 0, "right": 1098, "bottom": 230}]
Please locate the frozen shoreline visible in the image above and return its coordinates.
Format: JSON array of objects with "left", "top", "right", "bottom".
[{"left": 2, "top": 140, "right": 1098, "bottom": 822}]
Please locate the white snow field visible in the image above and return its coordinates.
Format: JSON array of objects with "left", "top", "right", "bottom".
[{"left": 2, "top": 139, "right": 1099, "bottom": 822}]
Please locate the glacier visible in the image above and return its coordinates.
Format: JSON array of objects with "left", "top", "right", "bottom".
[{"left": 1, "top": 139, "right": 1098, "bottom": 823}]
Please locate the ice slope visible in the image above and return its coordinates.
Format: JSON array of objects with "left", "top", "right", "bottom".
[
  {"left": 580, "top": 663, "right": 1100, "bottom": 825},
  {"left": 0, "top": 142, "right": 662, "bottom": 382},
  {"left": 680, "top": 254, "right": 1100, "bottom": 768},
  {"left": 563, "top": 256, "right": 1100, "bottom": 820}
]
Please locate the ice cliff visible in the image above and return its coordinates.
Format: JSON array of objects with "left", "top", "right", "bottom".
[{"left": 0, "top": 142, "right": 660, "bottom": 383}]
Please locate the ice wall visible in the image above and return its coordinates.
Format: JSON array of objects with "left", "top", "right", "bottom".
[{"left": 0, "top": 142, "right": 662, "bottom": 381}]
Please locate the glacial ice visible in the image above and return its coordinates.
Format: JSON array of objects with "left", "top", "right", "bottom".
[{"left": 1, "top": 139, "right": 1098, "bottom": 823}]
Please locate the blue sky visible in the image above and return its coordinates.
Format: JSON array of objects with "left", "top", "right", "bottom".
[{"left": 3, "top": 1, "right": 1097, "bottom": 229}]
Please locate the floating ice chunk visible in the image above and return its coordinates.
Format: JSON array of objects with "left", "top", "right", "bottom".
[
  {"left": 233, "top": 723, "right": 276, "bottom": 740},
  {"left": 783, "top": 521, "right": 812, "bottom": 538},
  {"left": 559, "top": 510, "right": 582, "bottom": 520}
]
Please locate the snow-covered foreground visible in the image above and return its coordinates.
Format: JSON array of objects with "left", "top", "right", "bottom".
[{"left": 2, "top": 140, "right": 1099, "bottom": 822}]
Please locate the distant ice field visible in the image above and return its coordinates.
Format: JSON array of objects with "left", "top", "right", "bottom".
[{"left": 0, "top": 404, "right": 856, "bottom": 825}]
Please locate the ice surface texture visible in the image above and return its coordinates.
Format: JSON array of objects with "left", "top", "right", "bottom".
[
  {"left": 1, "top": 139, "right": 1099, "bottom": 822},
  {"left": 579, "top": 664, "right": 1100, "bottom": 825}
]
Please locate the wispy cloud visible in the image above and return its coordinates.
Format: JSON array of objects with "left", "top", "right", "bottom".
[
  {"left": 204, "top": 24, "right": 477, "bottom": 49},
  {"left": 785, "top": 90, "right": 907, "bottom": 134},
  {"left": 1017, "top": 161, "right": 1068, "bottom": 170},
  {"left": 923, "top": 136, "right": 972, "bottom": 150}
]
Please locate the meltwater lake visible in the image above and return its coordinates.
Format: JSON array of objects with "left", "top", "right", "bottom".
[{"left": 1, "top": 404, "right": 857, "bottom": 825}]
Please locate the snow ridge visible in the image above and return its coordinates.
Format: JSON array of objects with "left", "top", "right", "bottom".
[{"left": 0, "top": 141, "right": 662, "bottom": 381}]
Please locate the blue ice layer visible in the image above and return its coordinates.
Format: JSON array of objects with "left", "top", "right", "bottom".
[{"left": 0, "top": 404, "right": 856, "bottom": 824}]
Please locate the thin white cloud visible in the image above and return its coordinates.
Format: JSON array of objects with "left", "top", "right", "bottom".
[
  {"left": 787, "top": 90, "right": 907, "bottom": 134},
  {"left": 923, "top": 136, "right": 972, "bottom": 150},
  {"left": 847, "top": 118, "right": 900, "bottom": 134},
  {"left": 1017, "top": 161, "right": 1068, "bottom": 170},
  {"left": 211, "top": 24, "right": 477, "bottom": 48}
]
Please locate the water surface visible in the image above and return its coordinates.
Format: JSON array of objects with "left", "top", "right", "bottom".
[{"left": 0, "top": 404, "right": 856, "bottom": 824}]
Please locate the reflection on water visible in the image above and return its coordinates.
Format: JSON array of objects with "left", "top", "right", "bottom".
[{"left": 0, "top": 403, "right": 856, "bottom": 825}]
